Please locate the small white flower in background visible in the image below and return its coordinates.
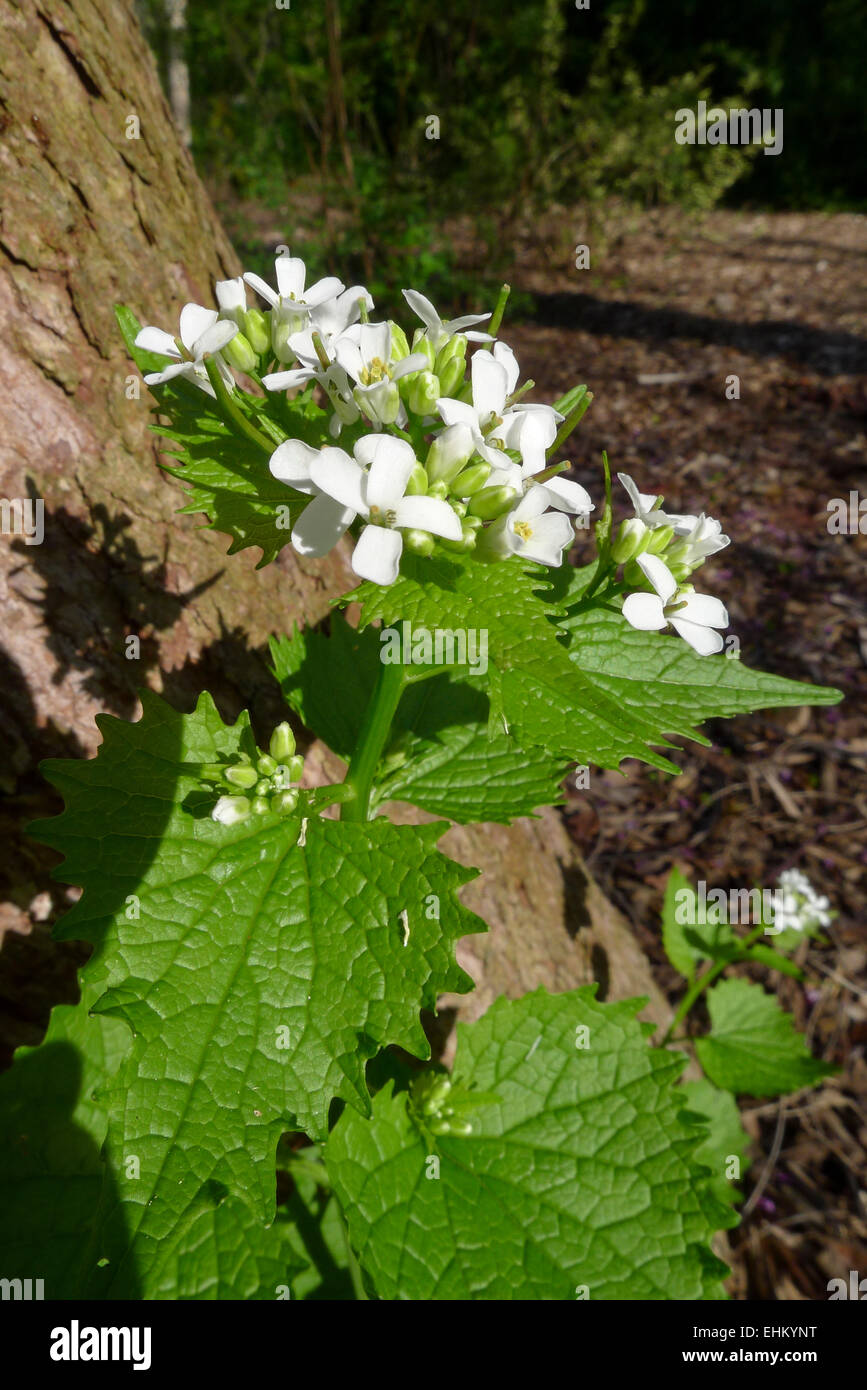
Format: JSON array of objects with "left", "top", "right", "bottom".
[
  {"left": 622, "top": 553, "right": 729, "bottom": 655},
  {"left": 437, "top": 344, "right": 562, "bottom": 481},
  {"left": 485, "top": 485, "right": 576, "bottom": 567},
  {"left": 772, "top": 869, "right": 833, "bottom": 933},
  {"left": 269, "top": 440, "right": 359, "bottom": 558},
  {"left": 402, "top": 288, "right": 492, "bottom": 351},
  {"left": 244, "top": 252, "right": 345, "bottom": 362},
  {"left": 333, "top": 322, "right": 429, "bottom": 426},
  {"left": 309, "top": 434, "right": 462, "bottom": 584},
  {"left": 618, "top": 472, "right": 692, "bottom": 530},
  {"left": 135, "top": 303, "right": 238, "bottom": 396}
]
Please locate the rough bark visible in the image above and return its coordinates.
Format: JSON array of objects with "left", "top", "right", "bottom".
[{"left": 0, "top": 0, "right": 669, "bottom": 1065}]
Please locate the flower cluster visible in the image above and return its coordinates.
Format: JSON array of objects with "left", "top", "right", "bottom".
[
  {"left": 202, "top": 722, "right": 303, "bottom": 825},
  {"left": 771, "top": 869, "right": 834, "bottom": 934},
  {"left": 411, "top": 1072, "right": 473, "bottom": 1138},
  {"left": 135, "top": 250, "right": 733, "bottom": 653}
]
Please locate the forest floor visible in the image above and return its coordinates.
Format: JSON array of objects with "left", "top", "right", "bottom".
[{"left": 494, "top": 205, "right": 867, "bottom": 1300}]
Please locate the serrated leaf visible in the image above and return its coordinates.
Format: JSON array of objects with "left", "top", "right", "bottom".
[
  {"left": 326, "top": 988, "right": 734, "bottom": 1300},
  {"left": 680, "top": 1079, "right": 751, "bottom": 1211},
  {"left": 661, "top": 867, "right": 739, "bottom": 980},
  {"left": 270, "top": 618, "right": 567, "bottom": 823},
  {"left": 28, "top": 690, "right": 484, "bottom": 1293},
  {"left": 557, "top": 600, "right": 842, "bottom": 751},
  {"left": 0, "top": 987, "right": 305, "bottom": 1299},
  {"left": 695, "top": 979, "right": 835, "bottom": 1097}
]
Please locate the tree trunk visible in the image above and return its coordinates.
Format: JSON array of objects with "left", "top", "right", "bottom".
[
  {"left": 164, "top": 0, "right": 192, "bottom": 148},
  {"left": 0, "top": 0, "right": 669, "bottom": 1065}
]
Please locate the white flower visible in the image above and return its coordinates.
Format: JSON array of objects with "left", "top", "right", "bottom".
[
  {"left": 309, "top": 434, "right": 462, "bottom": 584},
  {"left": 622, "top": 553, "right": 729, "bottom": 655},
  {"left": 135, "top": 303, "right": 238, "bottom": 395},
  {"left": 269, "top": 440, "right": 358, "bottom": 558},
  {"left": 402, "top": 288, "right": 492, "bottom": 351},
  {"left": 333, "top": 322, "right": 429, "bottom": 426},
  {"left": 486, "top": 486, "right": 576, "bottom": 567},
  {"left": 669, "top": 512, "right": 731, "bottom": 566},
  {"left": 437, "top": 344, "right": 562, "bottom": 482},
  {"left": 244, "top": 252, "right": 345, "bottom": 362},
  {"left": 771, "top": 869, "right": 833, "bottom": 933},
  {"left": 617, "top": 472, "right": 686, "bottom": 529}
]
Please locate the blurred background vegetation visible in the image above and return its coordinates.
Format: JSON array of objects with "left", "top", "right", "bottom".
[{"left": 138, "top": 0, "right": 867, "bottom": 308}]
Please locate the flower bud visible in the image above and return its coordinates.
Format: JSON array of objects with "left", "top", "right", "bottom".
[
  {"left": 270, "top": 789, "right": 299, "bottom": 815},
  {"left": 645, "top": 524, "right": 675, "bottom": 555},
  {"left": 269, "top": 722, "right": 296, "bottom": 762},
  {"left": 611, "top": 518, "right": 649, "bottom": 564},
  {"left": 243, "top": 308, "right": 271, "bottom": 356},
  {"left": 426, "top": 480, "right": 449, "bottom": 500},
  {"left": 406, "top": 370, "right": 441, "bottom": 417},
  {"left": 434, "top": 334, "right": 467, "bottom": 375},
  {"left": 411, "top": 330, "right": 436, "bottom": 371},
  {"left": 450, "top": 461, "right": 491, "bottom": 497},
  {"left": 212, "top": 794, "right": 251, "bottom": 826},
  {"left": 404, "top": 464, "right": 429, "bottom": 497},
  {"left": 467, "top": 485, "right": 520, "bottom": 521},
  {"left": 200, "top": 762, "right": 227, "bottom": 783},
  {"left": 222, "top": 331, "right": 257, "bottom": 374},
  {"left": 438, "top": 520, "right": 479, "bottom": 553},
  {"left": 250, "top": 797, "right": 270, "bottom": 816},
  {"left": 437, "top": 355, "right": 466, "bottom": 397},
  {"left": 255, "top": 778, "right": 274, "bottom": 796},
  {"left": 426, "top": 423, "right": 475, "bottom": 485},
  {"left": 389, "top": 322, "right": 410, "bottom": 360},
  {"left": 257, "top": 753, "right": 278, "bottom": 777},
  {"left": 356, "top": 380, "right": 400, "bottom": 426},
  {"left": 403, "top": 527, "right": 436, "bottom": 557},
  {"left": 287, "top": 755, "right": 304, "bottom": 783},
  {"left": 450, "top": 499, "right": 467, "bottom": 518},
  {"left": 225, "top": 763, "right": 260, "bottom": 790}
]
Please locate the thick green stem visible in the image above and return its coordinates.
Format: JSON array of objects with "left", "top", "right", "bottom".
[
  {"left": 662, "top": 923, "right": 768, "bottom": 1045},
  {"left": 340, "top": 658, "right": 407, "bottom": 821},
  {"left": 488, "top": 283, "right": 511, "bottom": 338},
  {"left": 204, "top": 358, "right": 275, "bottom": 455}
]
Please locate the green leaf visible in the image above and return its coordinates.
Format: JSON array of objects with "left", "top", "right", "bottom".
[
  {"left": 270, "top": 618, "right": 567, "bottom": 823},
  {"left": 29, "top": 690, "right": 484, "bottom": 1292},
  {"left": 695, "top": 979, "right": 835, "bottom": 1097},
  {"left": 326, "top": 988, "right": 734, "bottom": 1300},
  {"left": 557, "top": 598, "right": 842, "bottom": 757},
  {"left": 0, "top": 988, "right": 305, "bottom": 1299},
  {"left": 679, "top": 1079, "right": 751, "bottom": 1211}
]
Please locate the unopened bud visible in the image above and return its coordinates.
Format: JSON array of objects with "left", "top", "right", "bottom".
[
  {"left": 212, "top": 795, "right": 251, "bottom": 826},
  {"left": 467, "top": 485, "right": 520, "bottom": 521},
  {"left": 403, "top": 528, "right": 436, "bottom": 556},
  {"left": 269, "top": 722, "right": 296, "bottom": 761},
  {"left": 256, "top": 753, "right": 278, "bottom": 776},
  {"left": 404, "top": 464, "right": 429, "bottom": 496},
  {"left": 271, "top": 789, "right": 299, "bottom": 815},
  {"left": 250, "top": 797, "right": 270, "bottom": 815},
  {"left": 411, "top": 331, "right": 436, "bottom": 371},
  {"left": 223, "top": 331, "right": 257, "bottom": 373},
  {"left": 611, "top": 518, "right": 649, "bottom": 564},
  {"left": 407, "top": 370, "right": 441, "bottom": 417},
  {"left": 225, "top": 763, "right": 260, "bottom": 790},
  {"left": 450, "top": 461, "right": 491, "bottom": 497},
  {"left": 243, "top": 308, "right": 271, "bottom": 356},
  {"left": 389, "top": 322, "right": 410, "bottom": 359},
  {"left": 645, "top": 524, "right": 675, "bottom": 555},
  {"left": 438, "top": 520, "right": 479, "bottom": 552},
  {"left": 426, "top": 423, "right": 475, "bottom": 485}
]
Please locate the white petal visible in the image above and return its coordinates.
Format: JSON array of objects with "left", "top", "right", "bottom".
[
  {"left": 143, "top": 361, "right": 198, "bottom": 386},
  {"left": 354, "top": 433, "right": 412, "bottom": 472},
  {"left": 514, "top": 410, "right": 555, "bottom": 474},
  {"left": 513, "top": 486, "right": 553, "bottom": 522},
  {"left": 269, "top": 440, "right": 319, "bottom": 493},
  {"left": 622, "top": 593, "right": 667, "bottom": 630},
  {"left": 393, "top": 495, "right": 463, "bottom": 540},
  {"left": 436, "top": 398, "right": 479, "bottom": 431},
  {"left": 670, "top": 617, "right": 724, "bottom": 655},
  {"left": 275, "top": 255, "right": 306, "bottom": 300},
  {"left": 391, "top": 352, "right": 429, "bottom": 381},
  {"left": 309, "top": 447, "right": 367, "bottom": 514},
  {"left": 291, "top": 494, "right": 355, "bottom": 556},
  {"left": 472, "top": 350, "right": 507, "bottom": 418},
  {"left": 301, "top": 275, "right": 344, "bottom": 307},
  {"left": 445, "top": 311, "right": 492, "bottom": 333},
  {"left": 542, "top": 478, "right": 595, "bottom": 514},
  {"left": 179, "top": 303, "right": 218, "bottom": 351},
  {"left": 352, "top": 524, "right": 403, "bottom": 585},
  {"left": 262, "top": 367, "right": 317, "bottom": 391},
  {"left": 215, "top": 276, "right": 246, "bottom": 314},
  {"left": 243, "top": 272, "right": 279, "bottom": 308},
  {"left": 194, "top": 319, "right": 238, "bottom": 357},
  {"left": 675, "top": 593, "right": 729, "bottom": 629},
  {"left": 358, "top": 321, "right": 390, "bottom": 364},
  {"left": 365, "top": 437, "right": 417, "bottom": 508},
  {"left": 135, "top": 326, "right": 180, "bottom": 357},
  {"left": 402, "top": 289, "right": 440, "bottom": 338},
  {"left": 636, "top": 552, "right": 678, "bottom": 603},
  {"left": 333, "top": 335, "right": 365, "bottom": 383},
  {"left": 493, "top": 341, "right": 520, "bottom": 396}
]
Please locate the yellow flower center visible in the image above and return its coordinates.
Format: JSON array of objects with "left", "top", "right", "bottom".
[
  {"left": 360, "top": 356, "right": 389, "bottom": 385},
  {"left": 513, "top": 521, "right": 534, "bottom": 542}
]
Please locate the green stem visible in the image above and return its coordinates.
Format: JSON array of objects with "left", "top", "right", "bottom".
[
  {"left": 341, "top": 1213, "right": 368, "bottom": 1300},
  {"left": 550, "top": 390, "right": 594, "bottom": 457},
  {"left": 204, "top": 358, "right": 274, "bottom": 455},
  {"left": 662, "top": 924, "right": 767, "bottom": 1045},
  {"left": 340, "top": 659, "right": 407, "bottom": 821},
  {"left": 488, "top": 283, "right": 511, "bottom": 338}
]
